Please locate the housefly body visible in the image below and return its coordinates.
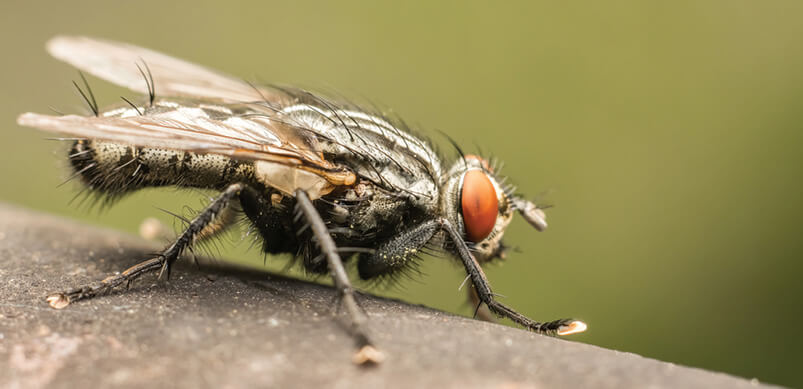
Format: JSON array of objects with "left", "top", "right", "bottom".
[{"left": 18, "top": 36, "right": 586, "bottom": 364}]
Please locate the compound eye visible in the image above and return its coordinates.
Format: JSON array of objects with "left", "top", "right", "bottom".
[{"left": 461, "top": 170, "right": 499, "bottom": 242}]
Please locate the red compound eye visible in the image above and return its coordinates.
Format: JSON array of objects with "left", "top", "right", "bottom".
[{"left": 461, "top": 170, "right": 498, "bottom": 242}]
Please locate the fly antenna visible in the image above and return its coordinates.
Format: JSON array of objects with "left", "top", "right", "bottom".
[
  {"left": 72, "top": 71, "right": 99, "bottom": 116},
  {"left": 511, "top": 196, "right": 548, "bottom": 232}
]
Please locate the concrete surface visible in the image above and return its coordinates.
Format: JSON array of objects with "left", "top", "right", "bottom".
[{"left": 0, "top": 203, "right": 777, "bottom": 388}]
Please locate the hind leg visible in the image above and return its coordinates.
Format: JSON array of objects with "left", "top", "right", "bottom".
[{"left": 47, "top": 183, "right": 245, "bottom": 308}]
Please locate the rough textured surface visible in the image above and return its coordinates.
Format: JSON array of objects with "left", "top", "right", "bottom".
[{"left": 0, "top": 203, "right": 776, "bottom": 388}]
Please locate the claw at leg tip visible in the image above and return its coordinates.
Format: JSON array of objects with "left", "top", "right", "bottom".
[
  {"left": 557, "top": 320, "right": 587, "bottom": 336},
  {"left": 352, "top": 345, "right": 385, "bottom": 365},
  {"left": 46, "top": 294, "right": 70, "bottom": 309}
]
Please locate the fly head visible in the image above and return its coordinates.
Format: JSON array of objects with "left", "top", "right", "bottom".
[{"left": 440, "top": 155, "right": 548, "bottom": 263}]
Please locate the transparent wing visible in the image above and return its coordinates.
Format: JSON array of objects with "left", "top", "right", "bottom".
[
  {"left": 47, "top": 35, "right": 277, "bottom": 103},
  {"left": 21, "top": 36, "right": 356, "bottom": 196},
  {"left": 17, "top": 110, "right": 355, "bottom": 188}
]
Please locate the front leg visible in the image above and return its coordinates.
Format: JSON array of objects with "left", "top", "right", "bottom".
[
  {"left": 294, "top": 189, "right": 385, "bottom": 365},
  {"left": 438, "top": 218, "right": 587, "bottom": 336},
  {"left": 357, "top": 220, "right": 440, "bottom": 280}
]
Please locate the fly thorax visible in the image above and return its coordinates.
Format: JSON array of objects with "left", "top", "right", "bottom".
[
  {"left": 279, "top": 103, "right": 442, "bottom": 203},
  {"left": 441, "top": 156, "right": 514, "bottom": 263}
]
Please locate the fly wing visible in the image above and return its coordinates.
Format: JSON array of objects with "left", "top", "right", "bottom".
[
  {"left": 47, "top": 35, "right": 277, "bottom": 103},
  {"left": 17, "top": 110, "right": 356, "bottom": 198},
  {"left": 22, "top": 36, "right": 356, "bottom": 199},
  {"left": 19, "top": 112, "right": 281, "bottom": 157}
]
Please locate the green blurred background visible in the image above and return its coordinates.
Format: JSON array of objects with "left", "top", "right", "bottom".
[{"left": 2, "top": 1, "right": 802, "bottom": 386}]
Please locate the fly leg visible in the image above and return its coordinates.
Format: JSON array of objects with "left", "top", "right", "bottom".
[
  {"left": 294, "top": 189, "right": 384, "bottom": 365},
  {"left": 438, "top": 218, "right": 587, "bottom": 336},
  {"left": 467, "top": 284, "right": 496, "bottom": 322},
  {"left": 357, "top": 220, "right": 439, "bottom": 279},
  {"left": 46, "top": 183, "right": 245, "bottom": 309}
]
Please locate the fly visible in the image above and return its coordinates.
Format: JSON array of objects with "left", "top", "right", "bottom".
[{"left": 17, "top": 36, "right": 586, "bottom": 364}]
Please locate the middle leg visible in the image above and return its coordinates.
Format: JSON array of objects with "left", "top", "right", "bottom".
[{"left": 294, "top": 189, "right": 384, "bottom": 365}]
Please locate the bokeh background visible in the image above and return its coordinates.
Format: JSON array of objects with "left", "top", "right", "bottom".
[{"left": 1, "top": 1, "right": 802, "bottom": 386}]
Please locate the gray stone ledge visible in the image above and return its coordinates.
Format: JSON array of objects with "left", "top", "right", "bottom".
[{"left": 0, "top": 203, "right": 776, "bottom": 388}]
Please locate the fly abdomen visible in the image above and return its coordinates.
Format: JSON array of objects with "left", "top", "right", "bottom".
[{"left": 69, "top": 140, "right": 255, "bottom": 195}]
